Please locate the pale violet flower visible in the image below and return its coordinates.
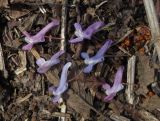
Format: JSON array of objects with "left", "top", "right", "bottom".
[
  {"left": 22, "top": 19, "right": 60, "bottom": 50},
  {"left": 103, "top": 66, "right": 124, "bottom": 102},
  {"left": 69, "top": 21, "right": 104, "bottom": 43},
  {"left": 36, "top": 50, "right": 64, "bottom": 73},
  {"left": 81, "top": 39, "right": 113, "bottom": 73},
  {"left": 49, "top": 62, "right": 72, "bottom": 103}
]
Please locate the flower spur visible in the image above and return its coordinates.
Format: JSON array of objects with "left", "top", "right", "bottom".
[
  {"left": 49, "top": 62, "right": 72, "bottom": 103},
  {"left": 103, "top": 66, "right": 124, "bottom": 102},
  {"left": 81, "top": 39, "right": 113, "bottom": 73},
  {"left": 36, "top": 50, "right": 64, "bottom": 73},
  {"left": 69, "top": 21, "right": 104, "bottom": 43},
  {"left": 22, "top": 19, "right": 60, "bottom": 50}
]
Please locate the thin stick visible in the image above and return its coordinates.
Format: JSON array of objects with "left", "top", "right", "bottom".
[
  {"left": 126, "top": 55, "right": 136, "bottom": 104},
  {"left": 60, "top": 1, "right": 68, "bottom": 120},
  {"left": 60, "top": 0, "right": 68, "bottom": 51},
  {"left": 0, "top": 44, "right": 8, "bottom": 78},
  {"left": 143, "top": 0, "right": 160, "bottom": 62}
]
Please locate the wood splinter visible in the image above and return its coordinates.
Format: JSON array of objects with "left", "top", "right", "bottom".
[{"left": 126, "top": 55, "right": 136, "bottom": 104}]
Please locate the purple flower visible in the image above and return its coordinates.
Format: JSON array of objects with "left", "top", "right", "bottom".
[
  {"left": 36, "top": 50, "right": 64, "bottom": 73},
  {"left": 49, "top": 62, "right": 72, "bottom": 103},
  {"left": 22, "top": 19, "right": 60, "bottom": 50},
  {"left": 81, "top": 39, "right": 113, "bottom": 73},
  {"left": 69, "top": 21, "right": 104, "bottom": 43},
  {"left": 103, "top": 66, "right": 124, "bottom": 102}
]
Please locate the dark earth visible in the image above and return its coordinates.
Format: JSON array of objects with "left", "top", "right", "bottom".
[{"left": 0, "top": 0, "right": 160, "bottom": 121}]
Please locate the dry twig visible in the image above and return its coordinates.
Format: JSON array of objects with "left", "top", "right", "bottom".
[
  {"left": 0, "top": 43, "right": 8, "bottom": 78},
  {"left": 126, "top": 56, "right": 136, "bottom": 104},
  {"left": 143, "top": 0, "right": 160, "bottom": 62},
  {"left": 60, "top": 0, "right": 68, "bottom": 51}
]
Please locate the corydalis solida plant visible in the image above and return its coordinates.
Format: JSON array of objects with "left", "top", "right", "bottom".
[
  {"left": 22, "top": 19, "right": 60, "bottom": 50},
  {"left": 36, "top": 50, "right": 64, "bottom": 73},
  {"left": 69, "top": 21, "right": 104, "bottom": 43},
  {"left": 103, "top": 66, "right": 124, "bottom": 102},
  {"left": 81, "top": 40, "right": 113, "bottom": 73},
  {"left": 49, "top": 62, "right": 72, "bottom": 103}
]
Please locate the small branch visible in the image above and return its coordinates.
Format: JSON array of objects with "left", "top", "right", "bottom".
[
  {"left": 60, "top": 2, "right": 68, "bottom": 119},
  {"left": 0, "top": 43, "right": 8, "bottom": 78},
  {"left": 143, "top": 0, "right": 160, "bottom": 62},
  {"left": 60, "top": 0, "right": 68, "bottom": 51},
  {"left": 126, "top": 55, "right": 136, "bottom": 104}
]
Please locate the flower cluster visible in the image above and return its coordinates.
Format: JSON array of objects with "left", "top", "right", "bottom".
[
  {"left": 102, "top": 66, "right": 124, "bottom": 102},
  {"left": 49, "top": 62, "right": 72, "bottom": 103},
  {"left": 22, "top": 19, "right": 59, "bottom": 50},
  {"left": 69, "top": 22, "right": 104, "bottom": 43},
  {"left": 81, "top": 39, "right": 113, "bottom": 73},
  {"left": 22, "top": 20, "right": 124, "bottom": 103},
  {"left": 36, "top": 50, "right": 64, "bottom": 73}
]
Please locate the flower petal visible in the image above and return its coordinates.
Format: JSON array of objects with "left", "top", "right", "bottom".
[
  {"left": 37, "top": 66, "right": 50, "bottom": 74},
  {"left": 84, "top": 21, "right": 104, "bottom": 39},
  {"left": 52, "top": 95, "right": 61, "bottom": 103},
  {"left": 36, "top": 58, "right": 46, "bottom": 66},
  {"left": 81, "top": 52, "right": 89, "bottom": 59},
  {"left": 36, "top": 19, "right": 60, "bottom": 37},
  {"left": 53, "top": 62, "right": 71, "bottom": 95},
  {"left": 22, "top": 19, "right": 59, "bottom": 50},
  {"left": 37, "top": 59, "right": 60, "bottom": 73},
  {"left": 74, "top": 23, "right": 83, "bottom": 32},
  {"left": 31, "top": 35, "right": 45, "bottom": 43},
  {"left": 102, "top": 83, "right": 111, "bottom": 91},
  {"left": 51, "top": 50, "right": 65, "bottom": 60},
  {"left": 104, "top": 93, "right": 116, "bottom": 102},
  {"left": 103, "top": 66, "right": 124, "bottom": 101},
  {"left": 83, "top": 64, "right": 93, "bottom": 73},
  {"left": 69, "top": 37, "right": 83, "bottom": 43},
  {"left": 95, "top": 39, "right": 113, "bottom": 58},
  {"left": 49, "top": 62, "right": 71, "bottom": 104},
  {"left": 22, "top": 31, "right": 31, "bottom": 37},
  {"left": 22, "top": 43, "right": 33, "bottom": 50},
  {"left": 48, "top": 86, "right": 56, "bottom": 93},
  {"left": 112, "top": 66, "right": 124, "bottom": 90}
]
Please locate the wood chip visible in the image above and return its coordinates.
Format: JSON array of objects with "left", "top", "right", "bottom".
[
  {"left": 126, "top": 55, "right": 136, "bottom": 104},
  {"left": 15, "top": 51, "right": 27, "bottom": 75},
  {"left": 16, "top": 93, "right": 32, "bottom": 104}
]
